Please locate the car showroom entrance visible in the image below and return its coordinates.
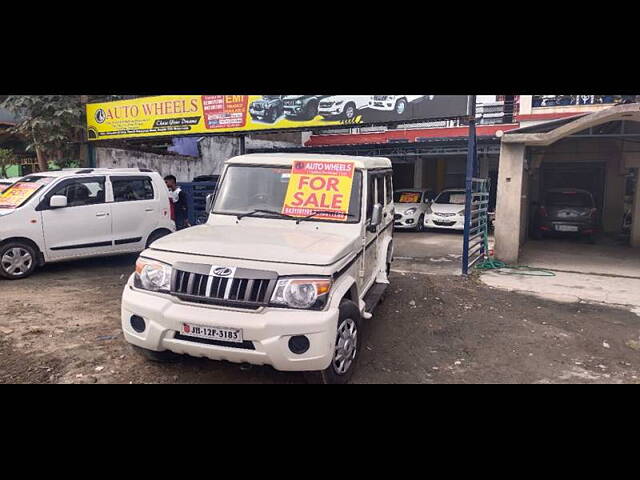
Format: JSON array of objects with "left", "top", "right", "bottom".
[{"left": 494, "top": 103, "right": 640, "bottom": 276}]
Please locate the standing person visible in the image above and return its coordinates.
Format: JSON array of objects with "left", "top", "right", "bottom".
[{"left": 164, "top": 175, "right": 190, "bottom": 230}]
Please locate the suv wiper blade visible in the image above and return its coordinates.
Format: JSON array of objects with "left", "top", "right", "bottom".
[
  {"left": 295, "top": 210, "right": 355, "bottom": 224},
  {"left": 236, "top": 209, "right": 296, "bottom": 220}
]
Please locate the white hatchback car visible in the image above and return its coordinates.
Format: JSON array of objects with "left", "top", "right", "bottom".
[
  {"left": 424, "top": 188, "right": 467, "bottom": 231},
  {"left": 0, "top": 168, "right": 175, "bottom": 279},
  {"left": 393, "top": 188, "right": 436, "bottom": 231}
]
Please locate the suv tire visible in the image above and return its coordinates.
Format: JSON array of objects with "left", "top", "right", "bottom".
[
  {"left": 269, "top": 108, "right": 279, "bottom": 123},
  {"left": 0, "top": 241, "right": 37, "bottom": 280},
  {"left": 344, "top": 102, "right": 356, "bottom": 120},
  {"left": 394, "top": 98, "right": 408, "bottom": 115},
  {"left": 305, "top": 299, "right": 362, "bottom": 384},
  {"left": 132, "top": 345, "right": 181, "bottom": 363}
]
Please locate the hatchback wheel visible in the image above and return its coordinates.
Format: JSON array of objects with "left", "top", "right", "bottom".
[{"left": 0, "top": 242, "right": 37, "bottom": 280}]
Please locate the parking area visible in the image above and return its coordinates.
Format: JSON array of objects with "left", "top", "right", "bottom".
[
  {"left": 481, "top": 235, "right": 640, "bottom": 315},
  {"left": 2, "top": 245, "right": 639, "bottom": 384}
]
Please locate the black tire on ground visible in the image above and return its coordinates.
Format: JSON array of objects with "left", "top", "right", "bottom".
[
  {"left": 132, "top": 345, "right": 181, "bottom": 363},
  {"left": 304, "top": 299, "right": 362, "bottom": 385},
  {"left": 306, "top": 101, "right": 318, "bottom": 120},
  {"left": 269, "top": 108, "right": 278, "bottom": 123},
  {"left": 146, "top": 229, "right": 171, "bottom": 248},
  {"left": 0, "top": 241, "right": 38, "bottom": 280},
  {"left": 415, "top": 214, "right": 425, "bottom": 232}
]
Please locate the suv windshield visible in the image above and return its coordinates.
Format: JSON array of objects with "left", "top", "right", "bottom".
[
  {"left": 434, "top": 190, "right": 466, "bottom": 205},
  {"left": 394, "top": 191, "right": 422, "bottom": 203},
  {"left": 0, "top": 176, "right": 53, "bottom": 209},
  {"left": 213, "top": 165, "right": 362, "bottom": 223},
  {"left": 546, "top": 191, "right": 594, "bottom": 208}
]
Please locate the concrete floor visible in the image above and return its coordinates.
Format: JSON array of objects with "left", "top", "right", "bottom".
[
  {"left": 481, "top": 236, "right": 640, "bottom": 316},
  {"left": 392, "top": 229, "right": 495, "bottom": 276}
]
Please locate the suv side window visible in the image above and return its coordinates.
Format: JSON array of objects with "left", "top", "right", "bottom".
[
  {"left": 376, "top": 174, "right": 384, "bottom": 206},
  {"left": 49, "top": 178, "right": 105, "bottom": 207},
  {"left": 366, "top": 174, "right": 375, "bottom": 220},
  {"left": 385, "top": 174, "right": 393, "bottom": 204},
  {"left": 112, "top": 177, "right": 154, "bottom": 203}
]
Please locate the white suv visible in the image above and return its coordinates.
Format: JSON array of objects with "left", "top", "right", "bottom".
[
  {"left": 121, "top": 153, "right": 395, "bottom": 384},
  {"left": 318, "top": 96, "right": 371, "bottom": 120},
  {"left": 368, "top": 95, "right": 434, "bottom": 115},
  {"left": 0, "top": 168, "right": 175, "bottom": 279}
]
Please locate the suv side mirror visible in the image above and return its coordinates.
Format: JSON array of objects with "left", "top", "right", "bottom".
[
  {"left": 50, "top": 195, "right": 68, "bottom": 209},
  {"left": 368, "top": 203, "right": 383, "bottom": 232},
  {"left": 206, "top": 193, "right": 214, "bottom": 213}
]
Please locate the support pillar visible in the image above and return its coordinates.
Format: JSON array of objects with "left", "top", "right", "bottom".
[
  {"left": 494, "top": 142, "right": 527, "bottom": 264},
  {"left": 632, "top": 170, "right": 640, "bottom": 247},
  {"left": 413, "top": 157, "right": 424, "bottom": 189}
]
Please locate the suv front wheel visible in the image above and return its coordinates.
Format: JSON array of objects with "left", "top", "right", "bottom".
[
  {"left": 0, "top": 241, "right": 37, "bottom": 280},
  {"left": 305, "top": 299, "right": 362, "bottom": 384}
]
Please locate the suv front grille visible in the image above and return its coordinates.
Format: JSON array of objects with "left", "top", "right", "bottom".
[{"left": 171, "top": 262, "right": 277, "bottom": 309}]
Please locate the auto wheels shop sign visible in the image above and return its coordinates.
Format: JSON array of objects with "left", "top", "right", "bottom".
[{"left": 86, "top": 95, "right": 471, "bottom": 140}]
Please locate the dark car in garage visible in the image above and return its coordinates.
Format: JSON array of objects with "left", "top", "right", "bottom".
[{"left": 533, "top": 188, "right": 599, "bottom": 242}]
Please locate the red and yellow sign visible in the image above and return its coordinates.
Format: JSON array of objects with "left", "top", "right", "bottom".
[
  {"left": 399, "top": 192, "right": 421, "bottom": 203},
  {"left": 0, "top": 182, "right": 41, "bottom": 208},
  {"left": 282, "top": 160, "right": 355, "bottom": 221}
]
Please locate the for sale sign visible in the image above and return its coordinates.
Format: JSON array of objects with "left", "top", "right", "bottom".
[{"left": 282, "top": 160, "right": 355, "bottom": 221}]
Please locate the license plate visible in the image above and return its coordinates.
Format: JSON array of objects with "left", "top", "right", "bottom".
[
  {"left": 556, "top": 225, "right": 578, "bottom": 232},
  {"left": 181, "top": 323, "right": 243, "bottom": 343}
]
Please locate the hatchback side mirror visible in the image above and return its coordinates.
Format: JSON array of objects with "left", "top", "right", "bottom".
[
  {"left": 50, "top": 195, "right": 68, "bottom": 209},
  {"left": 368, "top": 203, "right": 383, "bottom": 232}
]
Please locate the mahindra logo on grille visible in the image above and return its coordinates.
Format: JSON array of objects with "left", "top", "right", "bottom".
[{"left": 213, "top": 267, "right": 233, "bottom": 277}]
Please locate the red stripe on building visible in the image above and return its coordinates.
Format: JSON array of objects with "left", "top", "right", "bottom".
[{"left": 305, "top": 124, "right": 521, "bottom": 147}]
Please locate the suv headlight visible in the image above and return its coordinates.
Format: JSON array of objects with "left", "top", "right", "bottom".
[
  {"left": 404, "top": 207, "right": 417, "bottom": 215},
  {"left": 134, "top": 258, "right": 172, "bottom": 292},
  {"left": 271, "top": 277, "right": 332, "bottom": 310}
]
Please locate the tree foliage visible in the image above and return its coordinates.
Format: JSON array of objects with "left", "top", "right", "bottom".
[
  {"left": 0, "top": 148, "right": 14, "bottom": 178},
  {"left": 0, "top": 95, "right": 129, "bottom": 170}
]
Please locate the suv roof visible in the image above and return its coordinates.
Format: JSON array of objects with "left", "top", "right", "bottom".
[{"left": 227, "top": 153, "right": 392, "bottom": 170}]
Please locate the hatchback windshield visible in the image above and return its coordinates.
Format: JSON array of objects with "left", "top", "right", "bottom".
[
  {"left": 0, "top": 176, "right": 53, "bottom": 209},
  {"left": 213, "top": 165, "right": 362, "bottom": 222},
  {"left": 435, "top": 190, "right": 466, "bottom": 205},
  {"left": 546, "top": 191, "right": 594, "bottom": 208}
]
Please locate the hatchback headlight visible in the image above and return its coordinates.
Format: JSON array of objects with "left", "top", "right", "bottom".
[
  {"left": 457, "top": 209, "right": 465, "bottom": 216},
  {"left": 405, "top": 207, "right": 417, "bottom": 215},
  {"left": 134, "top": 258, "right": 172, "bottom": 292},
  {"left": 271, "top": 277, "right": 332, "bottom": 310}
]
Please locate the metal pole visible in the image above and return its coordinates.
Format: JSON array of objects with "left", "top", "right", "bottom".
[
  {"left": 239, "top": 134, "right": 246, "bottom": 155},
  {"left": 462, "top": 95, "right": 477, "bottom": 275}
]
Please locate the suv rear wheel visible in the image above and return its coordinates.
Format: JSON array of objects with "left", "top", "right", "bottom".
[
  {"left": 305, "top": 300, "right": 362, "bottom": 384},
  {"left": 394, "top": 98, "right": 408, "bottom": 115},
  {"left": 0, "top": 241, "right": 37, "bottom": 280}
]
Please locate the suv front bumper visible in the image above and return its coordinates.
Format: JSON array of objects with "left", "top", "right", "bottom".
[{"left": 121, "top": 281, "right": 338, "bottom": 372}]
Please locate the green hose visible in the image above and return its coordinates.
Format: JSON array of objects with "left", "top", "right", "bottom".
[{"left": 474, "top": 226, "right": 556, "bottom": 276}]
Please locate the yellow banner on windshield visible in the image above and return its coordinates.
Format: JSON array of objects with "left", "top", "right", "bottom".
[{"left": 282, "top": 160, "right": 355, "bottom": 221}]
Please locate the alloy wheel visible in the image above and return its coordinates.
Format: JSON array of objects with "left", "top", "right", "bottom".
[
  {"left": 333, "top": 318, "right": 358, "bottom": 375},
  {"left": 1, "top": 247, "right": 33, "bottom": 277}
]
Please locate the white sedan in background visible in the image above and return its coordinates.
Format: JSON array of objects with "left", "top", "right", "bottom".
[
  {"left": 424, "top": 188, "right": 467, "bottom": 231},
  {"left": 393, "top": 188, "right": 436, "bottom": 231}
]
